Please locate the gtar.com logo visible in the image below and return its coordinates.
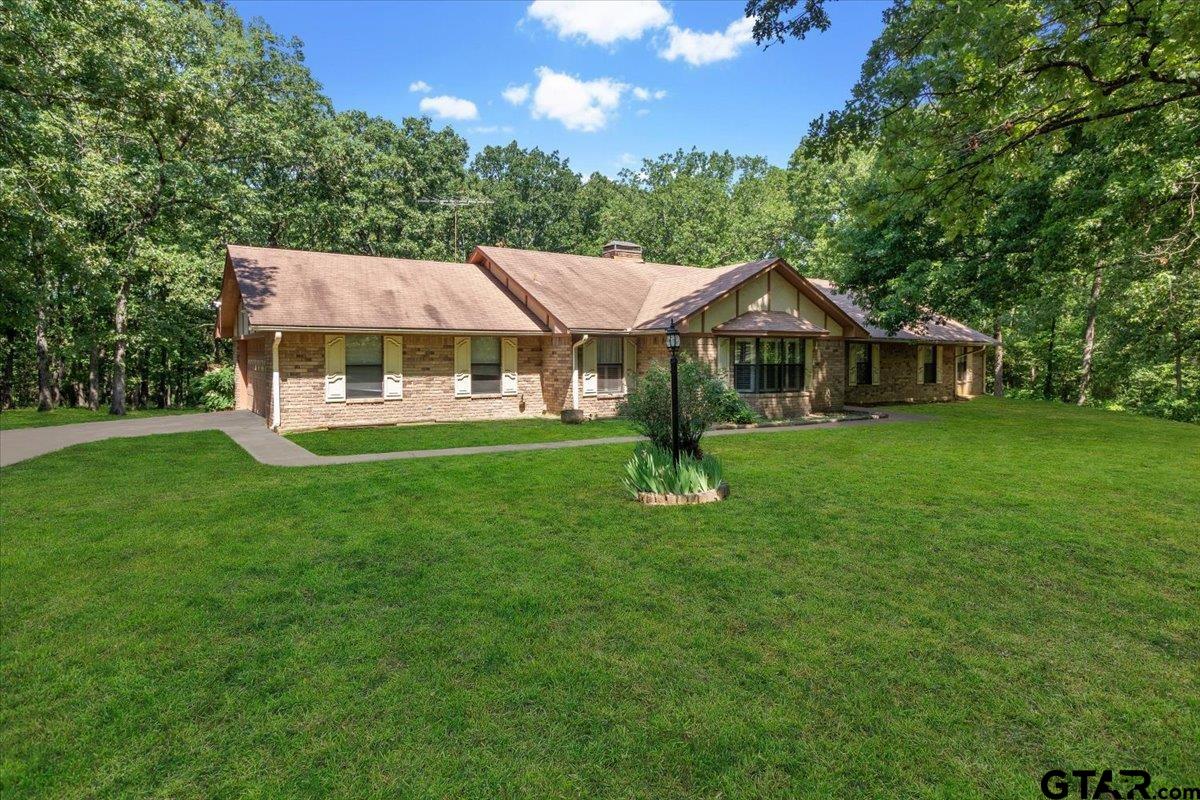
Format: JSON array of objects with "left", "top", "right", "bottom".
[{"left": 1040, "top": 769, "right": 1199, "bottom": 800}]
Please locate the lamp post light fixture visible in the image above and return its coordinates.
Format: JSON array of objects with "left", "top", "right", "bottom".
[{"left": 666, "top": 319, "right": 681, "bottom": 467}]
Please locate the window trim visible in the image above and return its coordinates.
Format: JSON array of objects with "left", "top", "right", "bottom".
[
  {"left": 850, "top": 342, "right": 873, "bottom": 387},
  {"left": 595, "top": 336, "right": 625, "bottom": 395},
  {"left": 470, "top": 336, "right": 502, "bottom": 396},
  {"left": 732, "top": 336, "right": 806, "bottom": 394},
  {"left": 345, "top": 334, "right": 384, "bottom": 400},
  {"left": 922, "top": 345, "right": 938, "bottom": 385}
]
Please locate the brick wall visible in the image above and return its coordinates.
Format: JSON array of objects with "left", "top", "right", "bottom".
[
  {"left": 276, "top": 332, "right": 550, "bottom": 432},
  {"left": 259, "top": 329, "right": 960, "bottom": 431},
  {"left": 844, "top": 342, "right": 956, "bottom": 405}
]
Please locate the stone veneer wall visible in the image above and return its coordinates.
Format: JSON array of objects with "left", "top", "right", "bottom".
[
  {"left": 275, "top": 332, "right": 549, "bottom": 432},
  {"left": 843, "top": 342, "right": 957, "bottom": 405}
]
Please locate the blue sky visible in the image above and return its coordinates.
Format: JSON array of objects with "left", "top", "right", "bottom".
[{"left": 231, "top": 0, "right": 887, "bottom": 177}]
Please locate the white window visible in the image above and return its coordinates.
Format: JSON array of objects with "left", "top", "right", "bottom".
[
  {"left": 345, "top": 335, "right": 383, "bottom": 399},
  {"left": 471, "top": 337, "right": 501, "bottom": 395},
  {"left": 596, "top": 337, "right": 624, "bottom": 394}
]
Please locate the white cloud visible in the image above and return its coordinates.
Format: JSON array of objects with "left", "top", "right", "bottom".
[
  {"left": 419, "top": 95, "right": 479, "bottom": 120},
  {"left": 502, "top": 83, "right": 531, "bottom": 105},
  {"left": 632, "top": 86, "right": 667, "bottom": 101},
  {"left": 526, "top": 0, "right": 670, "bottom": 46},
  {"left": 659, "top": 16, "right": 756, "bottom": 66},
  {"left": 408, "top": 80, "right": 432, "bottom": 93},
  {"left": 529, "top": 66, "right": 628, "bottom": 132}
]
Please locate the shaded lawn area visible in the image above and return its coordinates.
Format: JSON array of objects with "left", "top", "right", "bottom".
[
  {"left": 289, "top": 415, "right": 641, "bottom": 455},
  {"left": 1, "top": 398, "right": 1197, "bottom": 799},
  {"left": 0, "top": 406, "right": 201, "bottom": 430}
]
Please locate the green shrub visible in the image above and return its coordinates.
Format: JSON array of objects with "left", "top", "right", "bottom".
[
  {"left": 718, "top": 383, "right": 758, "bottom": 424},
  {"left": 1113, "top": 363, "right": 1199, "bottom": 423},
  {"left": 618, "top": 355, "right": 747, "bottom": 456},
  {"left": 192, "top": 365, "right": 234, "bottom": 412},
  {"left": 621, "top": 443, "right": 725, "bottom": 498}
]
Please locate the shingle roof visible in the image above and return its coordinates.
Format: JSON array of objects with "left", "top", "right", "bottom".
[
  {"left": 711, "top": 310, "right": 830, "bottom": 336},
  {"left": 222, "top": 244, "right": 994, "bottom": 345},
  {"left": 807, "top": 278, "right": 996, "bottom": 344},
  {"left": 471, "top": 246, "right": 784, "bottom": 332},
  {"left": 225, "top": 245, "right": 549, "bottom": 333}
]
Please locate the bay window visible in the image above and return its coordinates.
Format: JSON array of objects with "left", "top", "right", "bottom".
[{"left": 733, "top": 337, "right": 805, "bottom": 393}]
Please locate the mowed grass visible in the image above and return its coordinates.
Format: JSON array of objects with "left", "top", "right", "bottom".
[
  {"left": 1, "top": 398, "right": 1197, "bottom": 799},
  {"left": 289, "top": 415, "right": 641, "bottom": 455},
  {"left": 0, "top": 405, "right": 200, "bottom": 430}
]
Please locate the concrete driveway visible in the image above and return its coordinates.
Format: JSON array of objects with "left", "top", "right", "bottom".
[{"left": 1, "top": 409, "right": 923, "bottom": 469}]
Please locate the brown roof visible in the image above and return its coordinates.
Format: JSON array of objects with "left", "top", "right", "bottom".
[
  {"left": 711, "top": 310, "right": 829, "bottom": 336},
  {"left": 225, "top": 245, "right": 548, "bottom": 333},
  {"left": 808, "top": 278, "right": 996, "bottom": 344},
  {"left": 470, "top": 246, "right": 849, "bottom": 333}
]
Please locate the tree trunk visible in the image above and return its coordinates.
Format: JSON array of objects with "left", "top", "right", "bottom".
[
  {"left": 88, "top": 343, "right": 100, "bottom": 410},
  {"left": 0, "top": 339, "right": 14, "bottom": 409},
  {"left": 1043, "top": 314, "right": 1057, "bottom": 401},
  {"left": 51, "top": 356, "right": 65, "bottom": 407},
  {"left": 1174, "top": 330, "right": 1184, "bottom": 398},
  {"left": 1076, "top": 263, "right": 1104, "bottom": 406},
  {"left": 35, "top": 303, "right": 53, "bottom": 411},
  {"left": 158, "top": 347, "right": 169, "bottom": 408},
  {"left": 110, "top": 278, "right": 128, "bottom": 415},
  {"left": 992, "top": 320, "right": 1005, "bottom": 398}
]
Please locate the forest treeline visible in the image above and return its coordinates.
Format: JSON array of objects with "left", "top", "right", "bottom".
[{"left": 2, "top": 0, "right": 1197, "bottom": 421}]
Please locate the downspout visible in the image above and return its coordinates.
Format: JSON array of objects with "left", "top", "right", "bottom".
[
  {"left": 271, "top": 331, "right": 282, "bottom": 430},
  {"left": 571, "top": 334, "right": 589, "bottom": 410}
]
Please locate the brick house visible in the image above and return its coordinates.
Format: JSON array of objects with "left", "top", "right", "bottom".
[{"left": 215, "top": 241, "right": 994, "bottom": 432}]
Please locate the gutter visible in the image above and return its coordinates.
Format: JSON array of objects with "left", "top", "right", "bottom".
[
  {"left": 571, "top": 334, "right": 590, "bottom": 410},
  {"left": 271, "top": 331, "right": 282, "bottom": 430},
  {"left": 248, "top": 324, "right": 551, "bottom": 337}
]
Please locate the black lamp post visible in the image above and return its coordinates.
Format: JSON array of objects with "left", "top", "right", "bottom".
[{"left": 665, "top": 319, "right": 681, "bottom": 466}]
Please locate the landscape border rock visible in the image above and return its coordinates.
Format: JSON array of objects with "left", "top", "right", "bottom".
[{"left": 636, "top": 482, "right": 729, "bottom": 506}]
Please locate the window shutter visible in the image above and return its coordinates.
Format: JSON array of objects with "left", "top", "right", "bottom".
[
  {"left": 804, "top": 339, "right": 814, "bottom": 390},
  {"left": 454, "top": 337, "right": 471, "bottom": 397},
  {"left": 935, "top": 345, "right": 943, "bottom": 384},
  {"left": 717, "top": 338, "right": 731, "bottom": 386},
  {"left": 848, "top": 344, "right": 858, "bottom": 387},
  {"left": 582, "top": 339, "right": 597, "bottom": 396},
  {"left": 324, "top": 335, "right": 345, "bottom": 402},
  {"left": 871, "top": 344, "right": 881, "bottom": 386},
  {"left": 623, "top": 337, "right": 637, "bottom": 392},
  {"left": 383, "top": 335, "right": 403, "bottom": 399},
  {"left": 501, "top": 337, "right": 518, "bottom": 395},
  {"left": 915, "top": 345, "right": 926, "bottom": 384}
]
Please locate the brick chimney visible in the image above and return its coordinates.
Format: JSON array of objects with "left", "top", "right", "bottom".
[{"left": 601, "top": 240, "right": 644, "bottom": 262}]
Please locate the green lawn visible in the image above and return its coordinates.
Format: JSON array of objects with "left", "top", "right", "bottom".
[
  {"left": 289, "top": 415, "right": 641, "bottom": 454},
  {"left": 2, "top": 399, "right": 1197, "bottom": 799},
  {"left": 0, "top": 405, "right": 201, "bottom": 430}
]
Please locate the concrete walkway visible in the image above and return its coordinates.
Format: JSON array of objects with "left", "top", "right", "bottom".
[{"left": 1, "top": 409, "right": 925, "bottom": 469}]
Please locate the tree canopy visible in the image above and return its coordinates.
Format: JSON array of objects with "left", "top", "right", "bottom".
[{"left": 1, "top": 0, "right": 1196, "bottom": 421}]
